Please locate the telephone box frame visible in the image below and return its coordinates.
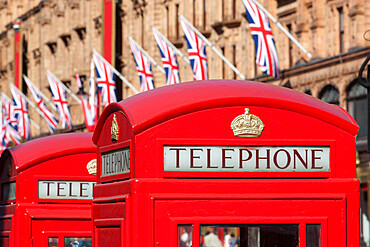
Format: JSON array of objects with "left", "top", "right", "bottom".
[{"left": 92, "top": 80, "right": 360, "bottom": 247}]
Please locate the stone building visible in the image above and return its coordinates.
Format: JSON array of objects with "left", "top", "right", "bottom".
[
  {"left": 0, "top": 0, "right": 102, "bottom": 134},
  {"left": 0, "top": 0, "right": 369, "bottom": 243}
]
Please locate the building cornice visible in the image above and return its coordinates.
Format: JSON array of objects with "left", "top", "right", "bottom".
[
  {"left": 281, "top": 46, "right": 370, "bottom": 78},
  {"left": 251, "top": 46, "right": 370, "bottom": 83}
]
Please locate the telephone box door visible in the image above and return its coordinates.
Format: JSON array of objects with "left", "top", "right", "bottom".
[
  {"left": 155, "top": 199, "right": 346, "bottom": 247},
  {"left": 31, "top": 219, "right": 92, "bottom": 247}
]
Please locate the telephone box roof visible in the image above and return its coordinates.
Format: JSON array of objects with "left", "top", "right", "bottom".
[
  {"left": 1, "top": 133, "right": 95, "bottom": 173},
  {"left": 93, "top": 80, "right": 359, "bottom": 143}
]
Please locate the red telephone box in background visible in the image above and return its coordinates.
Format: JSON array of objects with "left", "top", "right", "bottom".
[
  {"left": 92, "top": 80, "right": 360, "bottom": 247},
  {"left": 0, "top": 133, "right": 96, "bottom": 247}
]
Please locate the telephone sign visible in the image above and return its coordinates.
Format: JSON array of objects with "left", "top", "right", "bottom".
[
  {"left": 163, "top": 145, "right": 330, "bottom": 172},
  {"left": 38, "top": 180, "right": 95, "bottom": 199},
  {"left": 101, "top": 148, "right": 130, "bottom": 177}
]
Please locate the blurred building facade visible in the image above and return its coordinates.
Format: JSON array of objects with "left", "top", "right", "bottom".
[{"left": 0, "top": 0, "right": 369, "bottom": 244}]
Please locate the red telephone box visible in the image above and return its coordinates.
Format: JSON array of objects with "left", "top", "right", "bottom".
[
  {"left": 92, "top": 80, "right": 360, "bottom": 247},
  {"left": 0, "top": 133, "right": 97, "bottom": 247}
]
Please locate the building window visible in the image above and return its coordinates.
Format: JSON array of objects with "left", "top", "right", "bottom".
[
  {"left": 222, "top": 0, "right": 225, "bottom": 20},
  {"left": 203, "top": 0, "right": 207, "bottom": 29},
  {"left": 141, "top": 11, "right": 145, "bottom": 45},
  {"left": 283, "top": 81, "right": 292, "bottom": 89},
  {"left": 221, "top": 46, "right": 225, "bottom": 78},
  {"left": 347, "top": 80, "right": 367, "bottom": 138},
  {"left": 166, "top": 6, "right": 169, "bottom": 37},
  {"left": 232, "top": 45, "right": 237, "bottom": 79},
  {"left": 360, "top": 184, "right": 370, "bottom": 247},
  {"left": 287, "top": 24, "right": 293, "bottom": 67},
  {"left": 22, "top": 35, "right": 28, "bottom": 95},
  {"left": 277, "top": 0, "right": 296, "bottom": 8},
  {"left": 338, "top": 7, "right": 344, "bottom": 53},
  {"left": 62, "top": 80, "right": 71, "bottom": 88},
  {"left": 304, "top": 89, "right": 312, "bottom": 95},
  {"left": 319, "top": 84, "right": 339, "bottom": 105},
  {"left": 232, "top": 0, "right": 237, "bottom": 19},
  {"left": 176, "top": 4, "right": 180, "bottom": 39}
]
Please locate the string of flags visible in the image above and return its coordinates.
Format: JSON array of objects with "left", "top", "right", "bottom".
[{"left": 0, "top": 0, "right": 314, "bottom": 150}]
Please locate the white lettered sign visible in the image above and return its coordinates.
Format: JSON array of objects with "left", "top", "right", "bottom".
[
  {"left": 164, "top": 146, "right": 330, "bottom": 172},
  {"left": 38, "top": 181, "right": 96, "bottom": 199},
  {"left": 101, "top": 148, "right": 130, "bottom": 177}
]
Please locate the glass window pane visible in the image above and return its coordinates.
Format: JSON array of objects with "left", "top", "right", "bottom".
[
  {"left": 178, "top": 225, "right": 193, "bottom": 247},
  {"left": 319, "top": 85, "right": 339, "bottom": 105},
  {"left": 347, "top": 82, "right": 367, "bottom": 99},
  {"left": 305, "top": 89, "right": 312, "bottom": 96},
  {"left": 64, "top": 237, "right": 92, "bottom": 247},
  {"left": 2, "top": 182, "right": 16, "bottom": 201},
  {"left": 200, "top": 224, "right": 298, "bottom": 247},
  {"left": 201, "top": 226, "right": 224, "bottom": 247},
  {"left": 360, "top": 185, "right": 370, "bottom": 246},
  {"left": 347, "top": 101, "right": 355, "bottom": 116},
  {"left": 48, "top": 237, "right": 58, "bottom": 247},
  {"left": 307, "top": 224, "right": 321, "bottom": 247},
  {"left": 356, "top": 98, "right": 368, "bottom": 137}
]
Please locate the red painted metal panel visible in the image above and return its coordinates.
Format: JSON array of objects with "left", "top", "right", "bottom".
[
  {"left": 26, "top": 206, "right": 91, "bottom": 219},
  {"left": 93, "top": 202, "right": 125, "bottom": 220},
  {"left": 95, "top": 112, "right": 134, "bottom": 183},
  {"left": 97, "top": 227, "right": 121, "bottom": 247},
  {"left": 1, "top": 133, "right": 95, "bottom": 173},
  {"left": 93, "top": 202, "right": 126, "bottom": 247},
  {"left": 132, "top": 106, "right": 355, "bottom": 178},
  {"left": 92, "top": 80, "right": 359, "bottom": 247},
  {"left": 95, "top": 112, "right": 134, "bottom": 149},
  {"left": 154, "top": 200, "right": 338, "bottom": 246},
  {"left": 0, "top": 237, "right": 9, "bottom": 247},
  {"left": 32, "top": 219, "right": 91, "bottom": 247},
  {"left": 0, "top": 133, "right": 97, "bottom": 247},
  {"left": 93, "top": 80, "right": 359, "bottom": 143}
]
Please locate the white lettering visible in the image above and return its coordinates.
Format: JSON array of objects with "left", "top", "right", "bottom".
[
  {"left": 38, "top": 181, "right": 96, "bottom": 199},
  {"left": 163, "top": 146, "right": 330, "bottom": 172},
  {"left": 101, "top": 148, "right": 130, "bottom": 177}
]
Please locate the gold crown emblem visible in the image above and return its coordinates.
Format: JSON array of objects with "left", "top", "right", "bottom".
[
  {"left": 86, "top": 159, "right": 97, "bottom": 175},
  {"left": 111, "top": 114, "right": 119, "bottom": 142},
  {"left": 231, "top": 108, "right": 264, "bottom": 137}
]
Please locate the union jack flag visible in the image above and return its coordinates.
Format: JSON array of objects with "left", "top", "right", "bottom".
[
  {"left": 242, "top": 0, "right": 280, "bottom": 78},
  {"left": 129, "top": 39, "right": 155, "bottom": 91},
  {"left": 75, "top": 66, "right": 98, "bottom": 132},
  {"left": 92, "top": 51, "right": 117, "bottom": 107},
  {"left": 47, "top": 71, "right": 72, "bottom": 130},
  {"left": 0, "top": 101, "right": 7, "bottom": 151},
  {"left": 153, "top": 29, "right": 181, "bottom": 85},
  {"left": 10, "top": 85, "right": 31, "bottom": 140},
  {"left": 1, "top": 94, "right": 21, "bottom": 145},
  {"left": 180, "top": 17, "right": 208, "bottom": 81},
  {"left": 24, "top": 76, "right": 58, "bottom": 133},
  {"left": 88, "top": 60, "right": 99, "bottom": 129},
  {"left": 0, "top": 122, "right": 7, "bottom": 152}
]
